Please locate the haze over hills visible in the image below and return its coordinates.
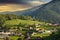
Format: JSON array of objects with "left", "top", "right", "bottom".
[
  {"left": 23, "top": 0, "right": 60, "bottom": 23},
  {"left": 0, "top": 0, "right": 60, "bottom": 23}
]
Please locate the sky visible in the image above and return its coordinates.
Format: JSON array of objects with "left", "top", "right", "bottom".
[
  {"left": 0, "top": 0, "right": 52, "bottom": 5},
  {"left": 0, "top": 0, "right": 52, "bottom": 12}
]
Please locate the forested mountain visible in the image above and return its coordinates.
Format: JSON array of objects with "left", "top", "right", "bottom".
[{"left": 23, "top": 0, "right": 60, "bottom": 23}]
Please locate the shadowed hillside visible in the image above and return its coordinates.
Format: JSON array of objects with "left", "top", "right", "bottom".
[{"left": 23, "top": 0, "right": 60, "bottom": 23}]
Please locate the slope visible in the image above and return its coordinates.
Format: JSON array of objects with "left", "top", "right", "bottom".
[{"left": 24, "top": 0, "right": 60, "bottom": 23}]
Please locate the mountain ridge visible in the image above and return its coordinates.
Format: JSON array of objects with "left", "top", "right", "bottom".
[{"left": 22, "top": 0, "right": 60, "bottom": 23}]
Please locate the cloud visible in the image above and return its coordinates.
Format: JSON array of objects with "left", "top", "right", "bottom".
[
  {"left": 0, "top": 0, "right": 52, "bottom": 4},
  {"left": 0, "top": 0, "right": 21, "bottom": 3},
  {"left": 28, "top": 1, "right": 44, "bottom": 6},
  {"left": 0, "top": 0, "right": 52, "bottom": 12},
  {"left": 40, "top": 0, "right": 52, "bottom": 3},
  {"left": 0, "top": 4, "right": 32, "bottom": 12},
  {"left": 0, "top": 0, "right": 48, "bottom": 6}
]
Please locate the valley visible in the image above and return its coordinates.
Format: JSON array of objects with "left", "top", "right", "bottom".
[{"left": 0, "top": 14, "right": 60, "bottom": 40}]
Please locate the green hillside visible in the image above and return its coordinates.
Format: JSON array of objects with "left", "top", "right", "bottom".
[
  {"left": 5, "top": 19, "right": 42, "bottom": 26},
  {"left": 0, "top": 14, "right": 60, "bottom": 40}
]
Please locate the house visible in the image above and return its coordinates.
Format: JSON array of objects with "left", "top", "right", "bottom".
[
  {"left": 31, "top": 32, "right": 37, "bottom": 36},
  {"left": 38, "top": 28, "right": 45, "bottom": 33},
  {"left": 36, "top": 28, "right": 40, "bottom": 30},
  {"left": 0, "top": 34, "right": 9, "bottom": 40},
  {"left": 33, "top": 23, "right": 41, "bottom": 28},
  {"left": 0, "top": 32, "right": 12, "bottom": 35},
  {"left": 48, "top": 23, "right": 59, "bottom": 27},
  {"left": 43, "top": 30, "right": 52, "bottom": 33},
  {"left": 29, "top": 27, "right": 33, "bottom": 30}
]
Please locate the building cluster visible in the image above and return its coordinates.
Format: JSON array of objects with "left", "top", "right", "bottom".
[{"left": 0, "top": 23, "right": 58, "bottom": 40}]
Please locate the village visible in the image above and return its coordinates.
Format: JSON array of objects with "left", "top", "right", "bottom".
[{"left": 0, "top": 23, "right": 59, "bottom": 40}]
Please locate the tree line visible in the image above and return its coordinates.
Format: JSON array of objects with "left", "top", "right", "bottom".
[{"left": 0, "top": 14, "right": 35, "bottom": 29}]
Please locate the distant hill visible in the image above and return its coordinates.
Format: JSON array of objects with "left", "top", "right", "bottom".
[{"left": 23, "top": 0, "right": 60, "bottom": 23}]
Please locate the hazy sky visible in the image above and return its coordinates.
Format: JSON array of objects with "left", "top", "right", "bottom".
[
  {"left": 0, "top": 0, "right": 52, "bottom": 6},
  {"left": 40, "top": 0, "right": 52, "bottom": 3},
  {"left": 0, "top": 0, "right": 52, "bottom": 7},
  {"left": 0, "top": 0, "right": 52, "bottom": 12},
  {"left": 0, "top": 0, "right": 52, "bottom": 4}
]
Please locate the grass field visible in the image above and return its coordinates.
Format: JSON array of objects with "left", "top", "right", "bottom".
[
  {"left": 32, "top": 33, "right": 51, "bottom": 37},
  {"left": 5, "top": 19, "right": 38, "bottom": 25},
  {"left": 9, "top": 36, "right": 19, "bottom": 40},
  {"left": 5, "top": 19, "right": 44, "bottom": 26},
  {"left": 4, "top": 19, "right": 57, "bottom": 30}
]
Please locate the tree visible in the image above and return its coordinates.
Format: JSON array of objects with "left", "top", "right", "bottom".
[
  {"left": 17, "top": 38, "right": 22, "bottom": 40},
  {"left": 19, "top": 15, "right": 33, "bottom": 20},
  {"left": 0, "top": 17, "right": 5, "bottom": 29},
  {"left": 43, "top": 28, "right": 60, "bottom": 40}
]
